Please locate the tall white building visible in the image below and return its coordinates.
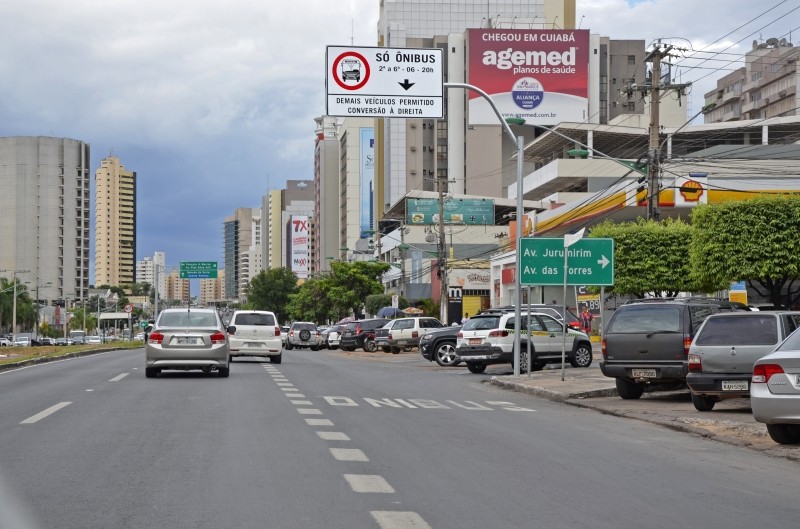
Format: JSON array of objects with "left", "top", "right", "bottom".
[
  {"left": 0, "top": 136, "right": 91, "bottom": 304},
  {"left": 135, "top": 251, "right": 166, "bottom": 298},
  {"left": 94, "top": 156, "right": 136, "bottom": 287}
]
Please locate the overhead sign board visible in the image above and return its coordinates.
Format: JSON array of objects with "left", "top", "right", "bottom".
[
  {"left": 326, "top": 46, "right": 443, "bottom": 118},
  {"left": 520, "top": 238, "right": 614, "bottom": 286},
  {"left": 179, "top": 261, "right": 218, "bottom": 279},
  {"left": 406, "top": 198, "right": 495, "bottom": 225}
]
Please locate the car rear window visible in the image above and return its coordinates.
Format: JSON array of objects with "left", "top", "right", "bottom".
[
  {"left": 608, "top": 306, "right": 681, "bottom": 333},
  {"left": 293, "top": 323, "right": 316, "bottom": 330},
  {"left": 696, "top": 316, "right": 779, "bottom": 346},
  {"left": 463, "top": 316, "right": 500, "bottom": 331},
  {"left": 158, "top": 312, "right": 218, "bottom": 328},
  {"left": 234, "top": 313, "right": 275, "bottom": 326}
]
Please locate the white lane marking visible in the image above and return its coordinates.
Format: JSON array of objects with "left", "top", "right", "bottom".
[
  {"left": 297, "top": 408, "right": 322, "bottom": 415},
  {"left": 86, "top": 389, "right": 94, "bottom": 392},
  {"left": 344, "top": 474, "right": 395, "bottom": 493},
  {"left": 370, "top": 511, "right": 431, "bottom": 529},
  {"left": 317, "top": 431, "right": 350, "bottom": 441},
  {"left": 306, "top": 418, "right": 334, "bottom": 426},
  {"left": 276, "top": 382, "right": 294, "bottom": 386},
  {"left": 109, "top": 373, "right": 129, "bottom": 382},
  {"left": 330, "top": 448, "right": 368, "bottom": 461},
  {"left": 286, "top": 393, "right": 305, "bottom": 398},
  {"left": 280, "top": 388, "right": 297, "bottom": 392},
  {"left": 290, "top": 400, "right": 313, "bottom": 405},
  {"left": 20, "top": 402, "right": 72, "bottom": 424}
]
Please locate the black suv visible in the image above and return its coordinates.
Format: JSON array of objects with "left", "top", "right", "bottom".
[
  {"left": 601, "top": 298, "right": 742, "bottom": 399},
  {"left": 339, "top": 318, "right": 390, "bottom": 351}
]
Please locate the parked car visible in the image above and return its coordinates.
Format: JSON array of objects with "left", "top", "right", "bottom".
[
  {"left": 286, "top": 322, "right": 322, "bottom": 350},
  {"left": 13, "top": 336, "right": 31, "bottom": 347},
  {"left": 455, "top": 311, "right": 592, "bottom": 374},
  {"left": 686, "top": 311, "right": 800, "bottom": 411},
  {"left": 226, "top": 310, "right": 283, "bottom": 363},
  {"left": 85, "top": 335, "right": 103, "bottom": 344},
  {"left": 322, "top": 324, "right": 345, "bottom": 350},
  {"left": 0, "top": 337, "right": 11, "bottom": 346},
  {"left": 374, "top": 316, "right": 445, "bottom": 353},
  {"left": 144, "top": 307, "right": 230, "bottom": 378},
  {"left": 751, "top": 329, "right": 800, "bottom": 444},
  {"left": 39, "top": 337, "right": 56, "bottom": 346},
  {"left": 600, "top": 298, "right": 738, "bottom": 399},
  {"left": 419, "top": 325, "right": 462, "bottom": 366},
  {"left": 339, "top": 318, "right": 391, "bottom": 351},
  {"left": 482, "top": 304, "right": 582, "bottom": 330}
]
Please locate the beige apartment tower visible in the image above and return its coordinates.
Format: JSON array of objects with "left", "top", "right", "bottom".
[{"left": 94, "top": 156, "right": 136, "bottom": 287}]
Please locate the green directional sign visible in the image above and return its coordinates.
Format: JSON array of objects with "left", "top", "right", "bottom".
[
  {"left": 520, "top": 238, "right": 614, "bottom": 286},
  {"left": 179, "top": 261, "right": 218, "bottom": 279}
]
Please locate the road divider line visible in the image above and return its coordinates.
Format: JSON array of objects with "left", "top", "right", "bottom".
[
  {"left": 330, "top": 448, "right": 368, "bottom": 461},
  {"left": 286, "top": 393, "right": 305, "bottom": 398},
  {"left": 306, "top": 418, "right": 334, "bottom": 426},
  {"left": 20, "top": 402, "right": 72, "bottom": 424},
  {"left": 317, "top": 431, "right": 350, "bottom": 441},
  {"left": 109, "top": 373, "right": 129, "bottom": 382},
  {"left": 291, "top": 400, "right": 313, "bottom": 405},
  {"left": 370, "top": 511, "right": 431, "bottom": 529},
  {"left": 344, "top": 474, "right": 395, "bottom": 493},
  {"left": 297, "top": 408, "right": 322, "bottom": 415}
]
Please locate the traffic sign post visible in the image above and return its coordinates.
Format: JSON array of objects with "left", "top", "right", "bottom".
[
  {"left": 179, "top": 261, "right": 218, "bottom": 279},
  {"left": 326, "top": 46, "right": 443, "bottom": 118},
  {"left": 519, "top": 238, "right": 614, "bottom": 286}
]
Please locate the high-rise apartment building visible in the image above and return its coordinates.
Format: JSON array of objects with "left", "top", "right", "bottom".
[
  {"left": 223, "top": 207, "right": 260, "bottom": 299},
  {"left": 704, "top": 37, "right": 799, "bottom": 123},
  {"left": 166, "top": 269, "right": 190, "bottom": 304},
  {"left": 0, "top": 136, "right": 91, "bottom": 304},
  {"left": 199, "top": 269, "right": 225, "bottom": 306},
  {"left": 135, "top": 251, "right": 166, "bottom": 298},
  {"left": 94, "top": 156, "right": 136, "bottom": 287}
]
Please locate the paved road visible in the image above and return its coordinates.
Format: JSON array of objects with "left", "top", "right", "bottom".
[{"left": 0, "top": 348, "right": 798, "bottom": 529}]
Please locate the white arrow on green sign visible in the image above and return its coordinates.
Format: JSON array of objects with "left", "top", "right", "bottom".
[{"left": 519, "top": 238, "right": 614, "bottom": 286}]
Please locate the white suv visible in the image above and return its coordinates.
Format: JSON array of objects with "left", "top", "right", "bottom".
[
  {"left": 455, "top": 311, "right": 593, "bottom": 374},
  {"left": 226, "top": 310, "right": 284, "bottom": 363}
]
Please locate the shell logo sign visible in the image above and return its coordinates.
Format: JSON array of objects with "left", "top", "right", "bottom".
[
  {"left": 679, "top": 179, "right": 704, "bottom": 202},
  {"left": 675, "top": 174, "right": 708, "bottom": 207}
]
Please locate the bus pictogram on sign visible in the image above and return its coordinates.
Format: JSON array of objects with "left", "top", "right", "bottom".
[{"left": 332, "top": 51, "right": 370, "bottom": 91}]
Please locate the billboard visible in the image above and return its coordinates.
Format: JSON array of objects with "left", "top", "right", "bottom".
[
  {"left": 290, "top": 215, "right": 309, "bottom": 279},
  {"left": 406, "top": 198, "right": 494, "bottom": 225},
  {"left": 467, "top": 29, "right": 589, "bottom": 125}
]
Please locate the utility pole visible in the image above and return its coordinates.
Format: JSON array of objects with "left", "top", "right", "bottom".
[
  {"left": 638, "top": 42, "right": 691, "bottom": 221},
  {"left": 437, "top": 173, "right": 448, "bottom": 324}
]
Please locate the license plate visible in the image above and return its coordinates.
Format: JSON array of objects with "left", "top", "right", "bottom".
[
  {"left": 397, "top": 340, "right": 407, "bottom": 345},
  {"left": 176, "top": 337, "right": 198, "bottom": 345},
  {"left": 469, "top": 338, "right": 482, "bottom": 345},
  {"left": 244, "top": 342, "right": 264, "bottom": 348},
  {"left": 722, "top": 380, "right": 748, "bottom": 391},
  {"left": 631, "top": 369, "right": 656, "bottom": 378}
]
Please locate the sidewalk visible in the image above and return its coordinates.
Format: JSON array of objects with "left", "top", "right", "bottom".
[{"left": 488, "top": 364, "right": 800, "bottom": 462}]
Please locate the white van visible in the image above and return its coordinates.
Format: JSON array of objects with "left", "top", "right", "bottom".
[{"left": 226, "top": 310, "right": 283, "bottom": 363}]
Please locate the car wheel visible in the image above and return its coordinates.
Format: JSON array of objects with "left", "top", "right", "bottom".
[
  {"left": 466, "top": 362, "right": 487, "bottom": 374},
  {"left": 218, "top": 366, "right": 230, "bottom": 378},
  {"left": 145, "top": 367, "right": 158, "bottom": 378},
  {"left": 403, "top": 346, "right": 413, "bottom": 352},
  {"left": 381, "top": 346, "right": 391, "bottom": 353},
  {"left": 691, "top": 393, "right": 716, "bottom": 411},
  {"left": 272, "top": 353, "right": 282, "bottom": 364},
  {"left": 390, "top": 346, "right": 401, "bottom": 354},
  {"left": 434, "top": 342, "right": 458, "bottom": 367},
  {"left": 299, "top": 329, "right": 311, "bottom": 341},
  {"left": 766, "top": 423, "right": 800, "bottom": 444},
  {"left": 569, "top": 344, "right": 593, "bottom": 368},
  {"left": 285, "top": 343, "right": 293, "bottom": 350},
  {"left": 364, "top": 339, "right": 377, "bottom": 353},
  {"left": 615, "top": 377, "right": 644, "bottom": 399},
  {"left": 310, "top": 346, "right": 318, "bottom": 351}
]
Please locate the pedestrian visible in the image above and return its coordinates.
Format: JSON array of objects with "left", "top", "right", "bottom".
[
  {"left": 579, "top": 305, "right": 593, "bottom": 334},
  {"left": 461, "top": 313, "right": 469, "bottom": 324}
]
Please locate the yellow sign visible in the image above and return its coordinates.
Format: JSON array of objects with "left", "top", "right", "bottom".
[{"left": 729, "top": 291, "right": 748, "bottom": 305}]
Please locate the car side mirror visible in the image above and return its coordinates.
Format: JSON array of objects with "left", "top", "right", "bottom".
[{"left": 227, "top": 326, "right": 236, "bottom": 334}]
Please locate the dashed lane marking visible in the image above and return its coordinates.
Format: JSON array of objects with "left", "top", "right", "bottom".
[
  {"left": 306, "top": 418, "right": 334, "bottom": 426},
  {"left": 344, "top": 474, "right": 395, "bottom": 493},
  {"left": 297, "top": 408, "right": 323, "bottom": 415},
  {"left": 317, "top": 431, "right": 350, "bottom": 441},
  {"left": 370, "top": 511, "right": 432, "bottom": 529},
  {"left": 109, "top": 373, "right": 129, "bottom": 382},
  {"left": 20, "top": 402, "right": 72, "bottom": 424},
  {"left": 330, "top": 448, "right": 369, "bottom": 461},
  {"left": 291, "top": 400, "right": 313, "bottom": 405}
]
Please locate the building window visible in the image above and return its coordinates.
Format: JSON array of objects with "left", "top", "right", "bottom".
[{"left": 627, "top": 55, "right": 635, "bottom": 65}]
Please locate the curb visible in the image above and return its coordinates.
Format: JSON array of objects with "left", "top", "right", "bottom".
[{"left": 488, "top": 377, "right": 618, "bottom": 400}]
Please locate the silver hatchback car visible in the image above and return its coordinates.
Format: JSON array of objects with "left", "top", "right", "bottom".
[{"left": 145, "top": 308, "right": 230, "bottom": 378}]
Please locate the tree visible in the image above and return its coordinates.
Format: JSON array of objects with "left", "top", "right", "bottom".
[
  {"left": 589, "top": 217, "right": 721, "bottom": 298},
  {"left": 327, "top": 261, "right": 391, "bottom": 317},
  {"left": 245, "top": 268, "right": 298, "bottom": 323},
  {"left": 286, "top": 277, "right": 335, "bottom": 323},
  {"left": 690, "top": 195, "right": 800, "bottom": 307}
]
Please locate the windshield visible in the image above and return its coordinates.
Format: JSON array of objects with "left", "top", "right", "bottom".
[{"left": 608, "top": 306, "right": 682, "bottom": 333}]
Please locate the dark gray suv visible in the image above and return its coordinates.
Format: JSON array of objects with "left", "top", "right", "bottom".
[{"left": 600, "top": 298, "right": 739, "bottom": 399}]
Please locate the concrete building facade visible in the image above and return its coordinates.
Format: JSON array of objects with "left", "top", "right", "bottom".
[
  {"left": 0, "top": 136, "right": 91, "bottom": 304},
  {"left": 135, "top": 251, "right": 166, "bottom": 298},
  {"left": 199, "top": 269, "right": 225, "bottom": 306},
  {"left": 94, "top": 156, "right": 136, "bottom": 288},
  {"left": 222, "top": 207, "right": 260, "bottom": 299}
]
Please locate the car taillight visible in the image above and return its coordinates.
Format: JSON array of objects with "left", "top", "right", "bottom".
[
  {"left": 457, "top": 332, "right": 463, "bottom": 338},
  {"left": 488, "top": 330, "right": 508, "bottom": 337},
  {"left": 412, "top": 331, "right": 418, "bottom": 338},
  {"left": 683, "top": 336, "right": 692, "bottom": 356},
  {"left": 274, "top": 326, "right": 281, "bottom": 336},
  {"left": 148, "top": 332, "right": 164, "bottom": 344},
  {"left": 388, "top": 333, "right": 393, "bottom": 339},
  {"left": 753, "top": 363, "right": 784, "bottom": 383},
  {"left": 210, "top": 332, "right": 226, "bottom": 344},
  {"left": 356, "top": 326, "right": 363, "bottom": 334},
  {"left": 601, "top": 338, "right": 607, "bottom": 357},
  {"left": 687, "top": 353, "right": 702, "bottom": 372}
]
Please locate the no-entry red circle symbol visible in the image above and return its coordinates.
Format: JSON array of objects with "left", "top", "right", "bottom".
[{"left": 332, "top": 51, "right": 370, "bottom": 91}]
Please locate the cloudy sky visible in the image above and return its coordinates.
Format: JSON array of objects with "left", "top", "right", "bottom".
[{"left": 1, "top": 0, "right": 798, "bottom": 282}]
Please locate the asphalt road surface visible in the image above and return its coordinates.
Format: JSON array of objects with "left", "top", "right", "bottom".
[{"left": 0, "top": 348, "right": 797, "bottom": 529}]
